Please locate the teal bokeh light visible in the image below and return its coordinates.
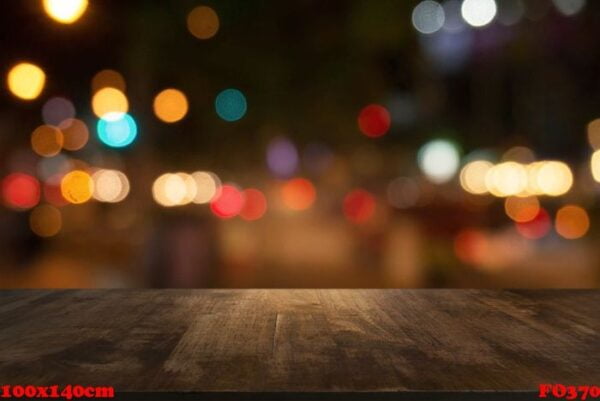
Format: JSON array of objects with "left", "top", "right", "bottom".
[
  {"left": 215, "top": 88, "right": 247, "bottom": 122},
  {"left": 97, "top": 113, "right": 138, "bottom": 148}
]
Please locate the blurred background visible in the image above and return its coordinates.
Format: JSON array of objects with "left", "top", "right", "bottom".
[{"left": 1, "top": 0, "right": 599, "bottom": 288}]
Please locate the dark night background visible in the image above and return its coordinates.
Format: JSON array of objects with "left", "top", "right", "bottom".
[{"left": 0, "top": 0, "right": 599, "bottom": 288}]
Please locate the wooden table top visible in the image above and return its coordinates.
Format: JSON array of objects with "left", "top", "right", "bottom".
[{"left": 0, "top": 289, "right": 598, "bottom": 400}]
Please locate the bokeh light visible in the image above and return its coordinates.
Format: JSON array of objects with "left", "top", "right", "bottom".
[
  {"left": 7, "top": 63, "right": 46, "bottom": 100},
  {"left": 387, "top": 177, "right": 420, "bottom": 209},
  {"left": 534, "top": 161, "right": 572, "bottom": 197},
  {"left": 460, "top": 160, "right": 493, "bottom": 195},
  {"left": 97, "top": 112, "right": 138, "bottom": 148},
  {"left": 210, "top": 184, "right": 245, "bottom": 218},
  {"left": 516, "top": 208, "right": 551, "bottom": 239},
  {"left": 502, "top": 146, "right": 535, "bottom": 164},
  {"left": 357, "top": 104, "right": 391, "bottom": 138},
  {"left": 461, "top": 0, "right": 497, "bottom": 27},
  {"left": 442, "top": 0, "right": 466, "bottom": 32},
  {"left": 43, "top": 176, "right": 68, "bottom": 207},
  {"left": 485, "top": 161, "right": 527, "bottom": 197},
  {"left": 43, "top": 0, "right": 88, "bottom": 24},
  {"left": 153, "top": 88, "right": 189, "bottom": 123},
  {"left": 31, "top": 125, "right": 64, "bottom": 157},
  {"left": 42, "top": 97, "right": 76, "bottom": 126},
  {"left": 280, "top": 178, "right": 316, "bottom": 211},
  {"left": 240, "top": 188, "right": 267, "bottom": 221},
  {"left": 60, "top": 170, "right": 93, "bottom": 204},
  {"left": 2, "top": 173, "right": 41, "bottom": 210},
  {"left": 555, "top": 205, "right": 589, "bottom": 239},
  {"left": 454, "top": 228, "right": 488, "bottom": 265},
  {"left": 587, "top": 119, "right": 600, "bottom": 150},
  {"left": 343, "top": 189, "right": 376, "bottom": 224},
  {"left": 187, "top": 6, "right": 220, "bottom": 40},
  {"left": 92, "top": 169, "right": 130, "bottom": 203},
  {"left": 418, "top": 139, "right": 460, "bottom": 184},
  {"left": 191, "top": 171, "right": 221, "bottom": 204},
  {"left": 91, "top": 69, "right": 126, "bottom": 93},
  {"left": 152, "top": 173, "right": 197, "bottom": 207},
  {"left": 215, "top": 88, "right": 247, "bottom": 122},
  {"left": 552, "top": 0, "right": 586, "bottom": 16},
  {"left": 504, "top": 196, "right": 540, "bottom": 223},
  {"left": 176, "top": 173, "right": 197, "bottom": 205},
  {"left": 412, "top": 1, "right": 445, "bottom": 34},
  {"left": 266, "top": 137, "right": 299, "bottom": 179},
  {"left": 496, "top": 0, "right": 525, "bottom": 26},
  {"left": 29, "top": 205, "right": 62, "bottom": 237},
  {"left": 92, "top": 87, "right": 128, "bottom": 118},
  {"left": 37, "top": 155, "right": 72, "bottom": 181},
  {"left": 153, "top": 174, "right": 181, "bottom": 207},
  {"left": 58, "top": 118, "right": 89, "bottom": 151}
]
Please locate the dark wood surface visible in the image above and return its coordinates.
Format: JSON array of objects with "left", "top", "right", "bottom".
[{"left": 0, "top": 289, "right": 598, "bottom": 400}]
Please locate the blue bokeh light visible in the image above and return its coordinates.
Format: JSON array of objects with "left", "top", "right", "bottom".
[
  {"left": 97, "top": 113, "right": 138, "bottom": 148},
  {"left": 215, "top": 88, "right": 247, "bottom": 122}
]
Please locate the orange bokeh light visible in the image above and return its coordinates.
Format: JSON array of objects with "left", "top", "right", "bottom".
[{"left": 280, "top": 178, "right": 316, "bottom": 211}]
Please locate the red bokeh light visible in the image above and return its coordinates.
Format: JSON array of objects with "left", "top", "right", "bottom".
[
  {"left": 2, "top": 173, "right": 41, "bottom": 210},
  {"left": 357, "top": 104, "right": 391, "bottom": 138},
  {"left": 454, "top": 229, "right": 488, "bottom": 265},
  {"left": 210, "top": 184, "right": 244, "bottom": 219},
  {"left": 240, "top": 188, "right": 267, "bottom": 221},
  {"left": 516, "top": 208, "right": 551, "bottom": 239},
  {"left": 281, "top": 178, "right": 316, "bottom": 211},
  {"left": 343, "top": 189, "right": 376, "bottom": 224}
]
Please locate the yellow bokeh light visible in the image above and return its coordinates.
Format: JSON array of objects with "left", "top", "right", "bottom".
[
  {"left": 29, "top": 204, "right": 62, "bottom": 237},
  {"left": 191, "top": 171, "right": 221, "bottom": 204},
  {"left": 535, "top": 161, "right": 572, "bottom": 197},
  {"left": 7, "top": 63, "right": 46, "bottom": 100},
  {"left": 92, "top": 169, "right": 130, "bottom": 203},
  {"left": 31, "top": 125, "right": 63, "bottom": 157},
  {"left": 176, "top": 173, "right": 197, "bottom": 205},
  {"left": 58, "top": 118, "right": 89, "bottom": 151},
  {"left": 504, "top": 196, "right": 540, "bottom": 223},
  {"left": 187, "top": 6, "right": 220, "bottom": 39},
  {"left": 555, "top": 205, "right": 590, "bottom": 239},
  {"left": 152, "top": 173, "right": 196, "bottom": 207},
  {"left": 460, "top": 160, "right": 493, "bottom": 195},
  {"left": 592, "top": 150, "right": 600, "bottom": 183},
  {"left": 43, "top": 0, "right": 88, "bottom": 24},
  {"left": 587, "top": 119, "right": 600, "bottom": 150},
  {"left": 153, "top": 89, "right": 189, "bottom": 123},
  {"left": 91, "top": 69, "right": 126, "bottom": 93},
  {"left": 91, "top": 87, "right": 128, "bottom": 118},
  {"left": 60, "top": 170, "right": 93, "bottom": 204},
  {"left": 485, "top": 162, "right": 527, "bottom": 197}
]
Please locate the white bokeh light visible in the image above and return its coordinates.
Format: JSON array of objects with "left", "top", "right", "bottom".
[
  {"left": 552, "top": 0, "right": 586, "bottom": 16},
  {"left": 461, "top": 0, "right": 497, "bottom": 27},
  {"left": 418, "top": 139, "right": 460, "bottom": 184},
  {"left": 412, "top": 1, "right": 445, "bottom": 34}
]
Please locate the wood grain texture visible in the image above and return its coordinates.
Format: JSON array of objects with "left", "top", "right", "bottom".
[{"left": 0, "top": 289, "right": 598, "bottom": 399}]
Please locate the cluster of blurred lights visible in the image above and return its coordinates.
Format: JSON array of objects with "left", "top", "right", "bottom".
[
  {"left": 152, "top": 175, "right": 267, "bottom": 221},
  {"left": 412, "top": 0, "right": 586, "bottom": 36},
  {"left": 152, "top": 171, "right": 221, "bottom": 207},
  {"left": 460, "top": 160, "right": 572, "bottom": 197}
]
